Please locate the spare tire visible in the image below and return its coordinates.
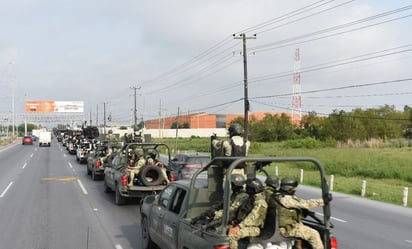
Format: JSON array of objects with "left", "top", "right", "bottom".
[{"left": 138, "top": 165, "right": 165, "bottom": 186}]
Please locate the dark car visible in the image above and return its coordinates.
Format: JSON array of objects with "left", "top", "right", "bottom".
[
  {"left": 168, "top": 153, "right": 210, "bottom": 181},
  {"left": 22, "top": 136, "right": 34, "bottom": 145}
]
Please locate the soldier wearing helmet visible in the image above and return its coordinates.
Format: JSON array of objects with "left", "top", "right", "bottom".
[
  {"left": 146, "top": 149, "right": 170, "bottom": 184},
  {"left": 106, "top": 130, "right": 117, "bottom": 141},
  {"left": 127, "top": 148, "right": 146, "bottom": 186},
  {"left": 213, "top": 174, "right": 248, "bottom": 221},
  {"left": 228, "top": 177, "right": 268, "bottom": 249},
  {"left": 211, "top": 123, "right": 250, "bottom": 172},
  {"left": 276, "top": 177, "right": 330, "bottom": 249}
]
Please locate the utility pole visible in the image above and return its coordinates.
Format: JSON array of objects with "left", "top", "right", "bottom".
[
  {"left": 96, "top": 104, "right": 99, "bottom": 126},
  {"left": 175, "top": 107, "right": 180, "bottom": 153},
  {"left": 130, "top": 86, "right": 141, "bottom": 131},
  {"left": 103, "top": 102, "right": 106, "bottom": 135},
  {"left": 234, "top": 33, "right": 256, "bottom": 141}
]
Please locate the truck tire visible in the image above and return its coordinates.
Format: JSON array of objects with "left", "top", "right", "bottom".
[
  {"left": 138, "top": 165, "right": 164, "bottom": 186},
  {"left": 91, "top": 169, "right": 98, "bottom": 181},
  {"left": 115, "top": 186, "right": 126, "bottom": 205},
  {"left": 142, "top": 216, "right": 158, "bottom": 249},
  {"left": 104, "top": 181, "right": 112, "bottom": 193}
]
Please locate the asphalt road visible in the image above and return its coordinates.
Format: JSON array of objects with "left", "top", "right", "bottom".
[
  {"left": 1, "top": 139, "right": 411, "bottom": 249},
  {"left": 0, "top": 140, "right": 141, "bottom": 249}
]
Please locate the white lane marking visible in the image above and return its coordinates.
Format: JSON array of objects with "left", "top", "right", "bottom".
[
  {"left": 30, "top": 153, "right": 34, "bottom": 158},
  {"left": 68, "top": 162, "right": 73, "bottom": 169},
  {"left": 0, "top": 181, "right": 14, "bottom": 198},
  {"left": 315, "top": 212, "right": 347, "bottom": 223},
  {"left": 77, "top": 179, "right": 88, "bottom": 195},
  {"left": 406, "top": 240, "right": 412, "bottom": 244},
  {"left": 22, "top": 162, "right": 28, "bottom": 169},
  {"left": 63, "top": 154, "right": 66, "bottom": 157},
  {"left": 115, "top": 245, "right": 123, "bottom": 249}
]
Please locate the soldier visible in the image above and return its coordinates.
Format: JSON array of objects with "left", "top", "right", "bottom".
[
  {"left": 228, "top": 178, "right": 268, "bottom": 249},
  {"left": 212, "top": 123, "right": 250, "bottom": 157},
  {"left": 106, "top": 130, "right": 117, "bottom": 141},
  {"left": 127, "top": 148, "right": 146, "bottom": 186},
  {"left": 146, "top": 149, "right": 170, "bottom": 184},
  {"left": 276, "top": 177, "right": 332, "bottom": 249},
  {"left": 213, "top": 174, "right": 249, "bottom": 221},
  {"left": 211, "top": 123, "right": 250, "bottom": 173}
]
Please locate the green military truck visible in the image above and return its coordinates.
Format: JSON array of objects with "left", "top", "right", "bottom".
[
  {"left": 140, "top": 156, "right": 338, "bottom": 249},
  {"left": 104, "top": 142, "right": 172, "bottom": 205}
]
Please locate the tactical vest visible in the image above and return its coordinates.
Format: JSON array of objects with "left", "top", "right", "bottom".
[
  {"left": 276, "top": 195, "right": 302, "bottom": 227},
  {"left": 230, "top": 138, "right": 246, "bottom": 157}
]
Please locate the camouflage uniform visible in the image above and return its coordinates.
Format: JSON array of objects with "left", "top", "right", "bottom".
[
  {"left": 212, "top": 135, "right": 250, "bottom": 157},
  {"left": 276, "top": 194, "right": 325, "bottom": 249},
  {"left": 229, "top": 192, "right": 268, "bottom": 249},
  {"left": 213, "top": 190, "right": 249, "bottom": 220},
  {"left": 127, "top": 153, "right": 146, "bottom": 186},
  {"left": 212, "top": 135, "right": 250, "bottom": 175}
]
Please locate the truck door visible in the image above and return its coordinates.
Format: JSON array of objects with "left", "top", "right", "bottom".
[
  {"left": 105, "top": 156, "right": 117, "bottom": 187},
  {"left": 149, "top": 185, "right": 176, "bottom": 249},
  {"left": 162, "top": 187, "right": 186, "bottom": 249}
]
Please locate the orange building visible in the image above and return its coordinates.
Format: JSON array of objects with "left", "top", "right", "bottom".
[{"left": 144, "top": 111, "right": 301, "bottom": 129}]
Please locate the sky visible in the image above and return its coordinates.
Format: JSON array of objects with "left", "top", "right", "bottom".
[{"left": 1, "top": 0, "right": 412, "bottom": 127}]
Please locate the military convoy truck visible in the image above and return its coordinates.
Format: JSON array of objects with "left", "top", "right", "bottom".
[
  {"left": 104, "top": 142, "right": 172, "bottom": 205},
  {"left": 140, "top": 156, "right": 337, "bottom": 249}
]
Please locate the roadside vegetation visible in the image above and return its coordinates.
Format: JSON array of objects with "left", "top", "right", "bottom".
[{"left": 155, "top": 139, "right": 412, "bottom": 208}]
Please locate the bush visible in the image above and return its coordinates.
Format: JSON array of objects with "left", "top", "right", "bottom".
[{"left": 282, "top": 137, "right": 321, "bottom": 149}]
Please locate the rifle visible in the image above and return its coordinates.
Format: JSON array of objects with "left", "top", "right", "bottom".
[
  {"left": 191, "top": 201, "right": 223, "bottom": 225},
  {"left": 200, "top": 212, "right": 238, "bottom": 231}
]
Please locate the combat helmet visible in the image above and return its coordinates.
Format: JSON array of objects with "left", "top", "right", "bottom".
[
  {"left": 228, "top": 123, "right": 243, "bottom": 137},
  {"left": 246, "top": 178, "right": 264, "bottom": 194},
  {"left": 231, "top": 174, "right": 246, "bottom": 189},
  {"left": 265, "top": 176, "right": 280, "bottom": 190},
  {"left": 280, "top": 177, "right": 298, "bottom": 192}
]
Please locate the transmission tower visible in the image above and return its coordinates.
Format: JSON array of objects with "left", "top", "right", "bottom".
[{"left": 292, "top": 48, "right": 302, "bottom": 125}]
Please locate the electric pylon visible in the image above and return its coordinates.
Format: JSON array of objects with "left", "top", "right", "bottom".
[{"left": 292, "top": 48, "right": 302, "bottom": 125}]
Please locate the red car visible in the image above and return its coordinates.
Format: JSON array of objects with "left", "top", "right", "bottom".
[{"left": 22, "top": 136, "right": 34, "bottom": 145}]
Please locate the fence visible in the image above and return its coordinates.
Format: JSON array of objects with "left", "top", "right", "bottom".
[{"left": 274, "top": 166, "right": 410, "bottom": 207}]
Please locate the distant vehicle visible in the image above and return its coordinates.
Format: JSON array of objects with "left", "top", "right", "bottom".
[
  {"left": 87, "top": 144, "right": 108, "bottom": 180},
  {"left": 31, "top": 135, "right": 37, "bottom": 141},
  {"left": 22, "top": 136, "right": 33, "bottom": 145},
  {"left": 76, "top": 141, "right": 92, "bottom": 164},
  {"left": 104, "top": 142, "right": 171, "bottom": 205},
  {"left": 39, "top": 131, "right": 52, "bottom": 147},
  {"left": 168, "top": 153, "right": 210, "bottom": 181}
]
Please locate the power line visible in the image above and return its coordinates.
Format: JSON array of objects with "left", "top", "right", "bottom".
[
  {"left": 251, "top": 5, "right": 412, "bottom": 53},
  {"left": 253, "top": 78, "right": 412, "bottom": 99}
]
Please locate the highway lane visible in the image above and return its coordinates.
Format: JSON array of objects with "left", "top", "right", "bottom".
[
  {"left": 0, "top": 140, "right": 141, "bottom": 249},
  {"left": 330, "top": 191, "right": 412, "bottom": 249},
  {"left": 299, "top": 185, "right": 412, "bottom": 249}
]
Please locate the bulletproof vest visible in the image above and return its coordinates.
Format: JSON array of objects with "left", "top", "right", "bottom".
[
  {"left": 230, "top": 138, "right": 246, "bottom": 157},
  {"left": 276, "top": 195, "right": 302, "bottom": 227}
]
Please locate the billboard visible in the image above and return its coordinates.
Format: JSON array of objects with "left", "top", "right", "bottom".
[{"left": 25, "top": 100, "right": 84, "bottom": 113}]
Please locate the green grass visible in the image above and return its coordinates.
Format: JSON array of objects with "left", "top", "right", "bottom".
[{"left": 156, "top": 137, "right": 412, "bottom": 208}]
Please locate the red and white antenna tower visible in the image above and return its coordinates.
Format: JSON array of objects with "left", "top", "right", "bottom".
[{"left": 292, "top": 48, "right": 302, "bottom": 125}]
